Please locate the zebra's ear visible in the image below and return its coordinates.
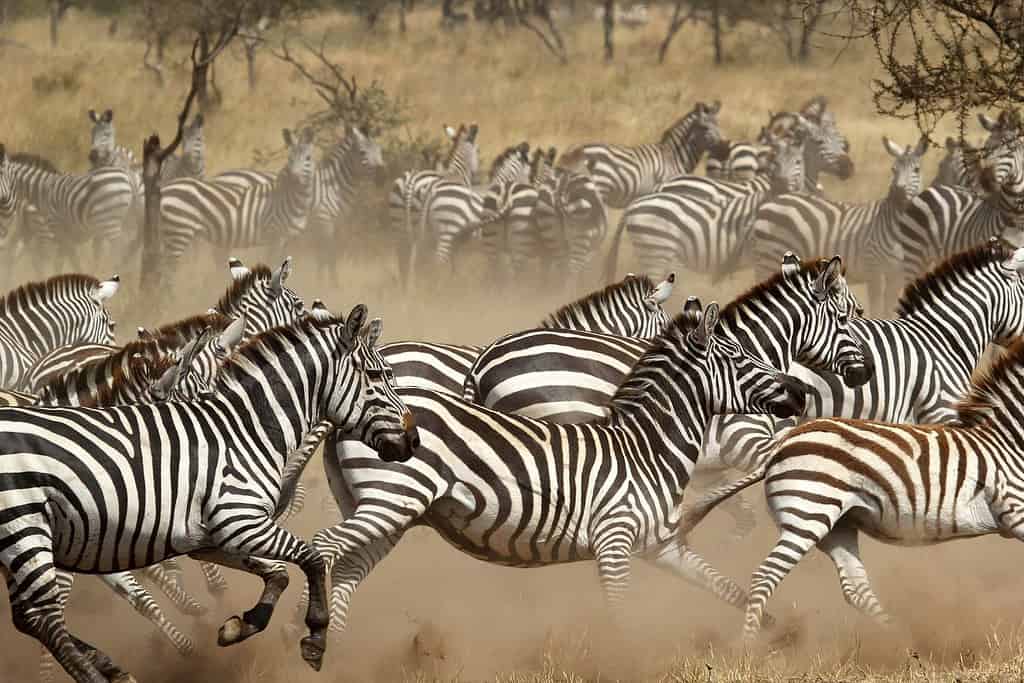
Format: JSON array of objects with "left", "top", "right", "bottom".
[
  {"left": 645, "top": 273, "right": 675, "bottom": 308},
  {"left": 343, "top": 304, "right": 369, "bottom": 346},
  {"left": 92, "top": 275, "right": 120, "bottom": 303},
  {"left": 301, "top": 126, "right": 315, "bottom": 145},
  {"left": 228, "top": 256, "right": 248, "bottom": 280},
  {"left": 946, "top": 136, "right": 957, "bottom": 151},
  {"left": 282, "top": 128, "right": 295, "bottom": 147},
  {"left": 137, "top": 326, "right": 152, "bottom": 340},
  {"left": 681, "top": 296, "right": 702, "bottom": 330},
  {"left": 270, "top": 256, "right": 292, "bottom": 296},
  {"left": 781, "top": 251, "right": 801, "bottom": 277},
  {"left": 88, "top": 109, "right": 99, "bottom": 123},
  {"left": 103, "top": 109, "right": 113, "bottom": 123},
  {"left": 467, "top": 124, "right": 479, "bottom": 143},
  {"left": 362, "top": 317, "right": 383, "bottom": 348},
  {"left": 689, "top": 301, "right": 719, "bottom": 348},
  {"left": 882, "top": 136, "right": 903, "bottom": 158},
  {"left": 813, "top": 256, "right": 844, "bottom": 298},
  {"left": 218, "top": 314, "right": 246, "bottom": 354},
  {"left": 309, "top": 299, "right": 332, "bottom": 322},
  {"left": 914, "top": 136, "right": 929, "bottom": 157},
  {"left": 443, "top": 124, "right": 458, "bottom": 140},
  {"left": 979, "top": 113, "right": 997, "bottom": 132}
]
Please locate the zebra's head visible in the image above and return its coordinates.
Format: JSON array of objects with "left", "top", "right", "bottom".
[
  {"left": 765, "top": 134, "right": 806, "bottom": 194},
  {"left": 883, "top": 136, "right": 928, "bottom": 204},
  {"left": 933, "top": 136, "right": 971, "bottom": 188},
  {"left": 87, "top": 108, "right": 116, "bottom": 160},
  {"left": 673, "top": 298, "right": 808, "bottom": 419},
  {"left": 761, "top": 108, "right": 854, "bottom": 183},
  {"left": 541, "top": 272, "right": 673, "bottom": 339},
  {"left": 985, "top": 240, "right": 1024, "bottom": 346},
  {"left": 348, "top": 125, "right": 385, "bottom": 175},
  {"left": 444, "top": 123, "right": 480, "bottom": 183},
  {"left": 329, "top": 305, "right": 418, "bottom": 463},
  {"left": 975, "top": 111, "right": 1024, "bottom": 200},
  {"left": 216, "top": 257, "right": 306, "bottom": 337},
  {"left": 282, "top": 126, "right": 316, "bottom": 186},
  {"left": 181, "top": 113, "right": 205, "bottom": 175}
]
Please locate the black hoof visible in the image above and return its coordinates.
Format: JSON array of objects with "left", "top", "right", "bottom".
[{"left": 301, "top": 634, "right": 326, "bottom": 671}]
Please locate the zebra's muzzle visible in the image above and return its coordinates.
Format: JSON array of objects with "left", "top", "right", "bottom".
[{"left": 377, "top": 426, "right": 420, "bottom": 462}]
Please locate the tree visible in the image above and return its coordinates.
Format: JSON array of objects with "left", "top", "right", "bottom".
[
  {"left": 49, "top": 0, "right": 74, "bottom": 47},
  {"left": 809, "top": 0, "right": 1024, "bottom": 136}
]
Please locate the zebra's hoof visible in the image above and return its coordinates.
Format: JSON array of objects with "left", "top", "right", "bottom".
[
  {"left": 111, "top": 674, "right": 138, "bottom": 683},
  {"left": 301, "top": 634, "right": 326, "bottom": 671},
  {"left": 217, "top": 616, "right": 244, "bottom": 646}
]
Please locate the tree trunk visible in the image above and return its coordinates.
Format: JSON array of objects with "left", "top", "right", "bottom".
[
  {"left": 196, "top": 32, "right": 211, "bottom": 112},
  {"left": 711, "top": 0, "right": 722, "bottom": 65},
  {"left": 140, "top": 135, "right": 164, "bottom": 303},
  {"left": 603, "top": 0, "right": 614, "bottom": 61},
  {"left": 245, "top": 42, "right": 257, "bottom": 92},
  {"left": 0, "top": 0, "right": 9, "bottom": 25},
  {"left": 48, "top": 1, "right": 62, "bottom": 47},
  {"left": 399, "top": 0, "right": 407, "bottom": 33},
  {"left": 797, "top": 2, "right": 822, "bottom": 63}
]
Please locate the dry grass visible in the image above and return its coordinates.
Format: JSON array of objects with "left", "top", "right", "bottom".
[{"left": 0, "top": 8, "right": 1020, "bottom": 683}]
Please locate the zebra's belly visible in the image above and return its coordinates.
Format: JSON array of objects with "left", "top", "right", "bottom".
[{"left": 849, "top": 490, "right": 1000, "bottom": 546}]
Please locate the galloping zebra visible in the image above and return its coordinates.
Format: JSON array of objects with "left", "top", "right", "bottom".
[
  {"left": 558, "top": 101, "right": 722, "bottom": 209},
  {"left": 302, "top": 300, "right": 810, "bottom": 640},
  {"left": 6, "top": 153, "right": 133, "bottom": 271},
  {"left": 752, "top": 135, "right": 928, "bottom": 314},
  {"left": 160, "top": 113, "right": 206, "bottom": 183},
  {"left": 306, "top": 126, "right": 385, "bottom": 283},
  {"left": 0, "top": 273, "right": 119, "bottom": 390},
  {"left": 382, "top": 272, "right": 674, "bottom": 395},
  {"left": 730, "top": 337, "right": 1024, "bottom": 639},
  {"left": 159, "top": 128, "right": 315, "bottom": 272},
  {"left": 0, "top": 307, "right": 417, "bottom": 682},
  {"left": 605, "top": 132, "right": 805, "bottom": 282},
  {"left": 392, "top": 123, "right": 479, "bottom": 286}
]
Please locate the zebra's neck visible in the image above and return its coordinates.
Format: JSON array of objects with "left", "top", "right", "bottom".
[
  {"left": 315, "top": 139, "right": 363, "bottom": 208},
  {"left": 267, "top": 166, "right": 313, "bottom": 236},
  {"left": 9, "top": 162, "right": 60, "bottom": 208},
  {"left": 659, "top": 114, "right": 706, "bottom": 177},
  {"left": 864, "top": 192, "right": 908, "bottom": 255}
]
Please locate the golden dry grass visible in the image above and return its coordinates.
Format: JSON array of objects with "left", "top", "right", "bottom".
[{"left": 0, "top": 7, "right": 1021, "bottom": 683}]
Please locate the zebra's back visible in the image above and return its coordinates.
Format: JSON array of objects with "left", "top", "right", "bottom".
[{"left": 381, "top": 341, "right": 482, "bottom": 395}]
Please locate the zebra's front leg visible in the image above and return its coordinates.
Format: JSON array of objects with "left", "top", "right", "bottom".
[
  {"left": 591, "top": 521, "right": 639, "bottom": 613},
  {"left": 139, "top": 564, "right": 207, "bottom": 616},
  {"left": 98, "top": 572, "right": 196, "bottom": 656},
  {"left": 198, "top": 515, "right": 329, "bottom": 670},
  {"left": 199, "top": 560, "right": 230, "bottom": 597}
]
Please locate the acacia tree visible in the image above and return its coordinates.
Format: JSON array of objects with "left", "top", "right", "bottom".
[{"left": 810, "top": 0, "right": 1024, "bottom": 136}]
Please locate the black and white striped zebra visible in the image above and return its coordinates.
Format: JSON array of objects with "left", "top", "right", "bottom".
[
  {"left": 0, "top": 273, "right": 119, "bottom": 390},
  {"left": 728, "top": 335, "right": 1024, "bottom": 639},
  {"left": 558, "top": 101, "right": 722, "bottom": 208},
  {"left": 392, "top": 123, "right": 479, "bottom": 286},
  {"left": 758, "top": 104, "right": 854, "bottom": 194},
  {"left": 930, "top": 135, "right": 977, "bottom": 189},
  {"left": 159, "top": 128, "right": 316, "bottom": 271},
  {"left": 382, "top": 272, "right": 674, "bottom": 395},
  {"left": 533, "top": 156, "right": 607, "bottom": 282},
  {"left": 306, "top": 126, "right": 385, "bottom": 282},
  {"left": 0, "top": 146, "right": 17, "bottom": 243},
  {"left": 303, "top": 300, "right": 809, "bottom": 639},
  {"left": 160, "top": 113, "right": 206, "bottom": 183},
  {"left": 0, "top": 306, "right": 417, "bottom": 682},
  {"left": 477, "top": 142, "right": 539, "bottom": 278},
  {"left": 7, "top": 153, "right": 134, "bottom": 271},
  {"left": 704, "top": 140, "right": 763, "bottom": 182},
  {"left": 87, "top": 108, "right": 143, "bottom": 194},
  {"left": 752, "top": 135, "right": 928, "bottom": 314},
  {"left": 605, "top": 133, "right": 805, "bottom": 282}
]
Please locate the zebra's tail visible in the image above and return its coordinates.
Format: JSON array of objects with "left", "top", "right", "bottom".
[
  {"left": 678, "top": 466, "right": 767, "bottom": 539},
  {"left": 602, "top": 210, "right": 629, "bottom": 283}
]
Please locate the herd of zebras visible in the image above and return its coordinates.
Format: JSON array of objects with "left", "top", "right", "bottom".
[{"left": 5, "top": 91, "right": 1024, "bottom": 682}]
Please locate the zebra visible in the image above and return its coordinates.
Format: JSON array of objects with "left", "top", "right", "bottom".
[
  {"left": 727, "top": 336, "right": 1024, "bottom": 639},
  {"left": 6, "top": 153, "right": 133, "bottom": 272},
  {"left": 604, "top": 132, "right": 805, "bottom": 283},
  {"left": 558, "top": 101, "right": 722, "bottom": 209},
  {"left": 0, "top": 306, "right": 417, "bottom": 682},
  {"left": 298, "top": 299, "right": 810, "bottom": 641},
  {"left": 704, "top": 139, "right": 763, "bottom": 182},
  {"left": 305, "top": 125, "right": 385, "bottom": 283},
  {"left": 534, "top": 157, "right": 608, "bottom": 283},
  {"left": 759, "top": 105, "right": 854, "bottom": 194},
  {"left": 681, "top": 239, "right": 1024, "bottom": 541},
  {"left": 0, "top": 273, "right": 119, "bottom": 390},
  {"left": 0, "top": 145, "right": 17, "bottom": 240},
  {"left": 930, "top": 135, "right": 978, "bottom": 189},
  {"left": 87, "top": 108, "right": 143, "bottom": 192},
  {"left": 382, "top": 272, "right": 674, "bottom": 395},
  {"left": 160, "top": 113, "right": 206, "bottom": 183},
  {"left": 392, "top": 123, "right": 480, "bottom": 286},
  {"left": 477, "top": 142, "right": 538, "bottom": 278},
  {"left": 751, "top": 135, "right": 929, "bottom": 315},
  {"left": 159, "top": 128, "right": 316, "bottom": 272}
]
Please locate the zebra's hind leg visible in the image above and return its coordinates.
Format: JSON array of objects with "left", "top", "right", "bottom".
[
  {"left": 743, "top": 524, "right": 825, "bottom": 641},
  {"left": 816, "top": 525, "right": 893, "bottom": 626},
  {"left": 721, "top": 491, "right": 758, "bottom": 539},
  {"left": 98, "top": 572, "right": 196, "bottom": 655},
  {"left": 188, "top": 552, "right": 290, "bottom": 646},
  {"left": 199, "top": 560, "right": 230, "bottom": 597},
  {"left": 591, "top": 524, "right": 638, "bottom": 612},
  {"left": 139, "top": 564, "right": 207, "bottom": 616}
]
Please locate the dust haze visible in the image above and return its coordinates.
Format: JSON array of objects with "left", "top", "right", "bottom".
[{"left": 1, "top": 6, "right": 1023, "bottom": 682}]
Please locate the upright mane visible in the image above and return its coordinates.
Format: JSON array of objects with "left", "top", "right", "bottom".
[
  {"left": 143, "top": 312, "right": 230, "bottom": 346},
  {"left": 488, "top": 143, "right": 527, "bottom": 181},
  {"left": 541, "top": 275, "right": 655, "bottom": 328},
  {"left": 0, "top": 274, "right": 100, "bottom": 318},
  {"left": 215, "top": 315, "right": 345, "bottom": 388},
  {"left": 215, "top": 264, "right": 274, "bottom": 314},
  {"left": 443, "top": 124, "right": 469, "bottom": 169},
  {"left": 720, "top": 259, "right": 840, "bottom": 322},
  {"left": 955, "top": 336, "right": 1024, "bottom": 427},
  {"left": 660, "top": 107, "right": 701, "bottom": 145},
  {"left": 896, "top": 240, "right": 1013, "bottom": 316},
  {"left": 38, "top": 339, "right": 171, "bottom": 407}
]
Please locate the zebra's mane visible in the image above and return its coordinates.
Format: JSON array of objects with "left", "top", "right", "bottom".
[
  {"left": 955, "top": 336, "right": 1024, "bottom": 427},
  {"left": 659, "top": 107, "right": 700, "bottom": 145},
  {"left": 39, "top": 339, "right": 171, "bottom": 406},
  {"left": 541, "top": 275, "right": 656, "bottom": 328},
  {"left": 721, "top": 259, "right": 839, "bottom": 321},
  {"left": 896, "top": 240, "right": 1013, "bottom": 316},
  {"left": 216, "top": 264, "right": 275, "bottom": 314},
  {"left": 143, "top": 312, "right": 230, "bottom": 346},
  {"left": 0, "top": 274, "right": 101, "bottom": 318},
  {"left": 443, "top": 124, "right": 471, "bottom": 169},
  {"left": 488, "top": 143, "right": 527, "bottom": 181},
  {"left": 10, "top": 152, "right": 59, "bottom": 173},
  {"left": 215, "top": 315, "right": 347, "bottom": 386}
]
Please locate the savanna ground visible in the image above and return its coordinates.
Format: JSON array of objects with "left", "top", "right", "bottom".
[{"left": 1, "top": 6, "right": 1022, "bottom": 682}]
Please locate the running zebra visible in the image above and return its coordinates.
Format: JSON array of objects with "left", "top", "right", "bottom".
[
  {"left": 160, "top": 113, "right": 206, "bottom": 182},
  {"left": 306, "top": 126, "right": 385, "bottom": 283},
  {"left": 159, "top": 127, "right": 315, "bottom": 272},
  {"left": 733, "top": 336, "right": 1024, "bottom": 639},
  {"left": 304, "top": 300, "right": 809, "bottom": 639},
  {"left": 604, "top": 132, "right": 805, "bottom": 282},
  {"left": 0, "top": 306, "right": 417, "bottom": 682},
  {"left": 7, "top": 153, "right": 133, "bottom": 271},
  {"left": 392, "top": 124, "right": 479, "bottom": 286},
  {"left": 382, "top": 272, "right": 674, "bottom": 395},
  {"left": 752, "top": 135, "right": 928, "bottom": 314},
  {"left": 0, "top": 273, "right": 119, "bottom": 390},
  {"left": 478, "top": 142, "right": 537, "bottom": 278},
  {"left": 558, "top": 101, "right": 722, "bottom": 208}
]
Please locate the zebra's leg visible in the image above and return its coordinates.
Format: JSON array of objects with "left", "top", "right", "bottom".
[
  {"left": 98, "top": 572, "right": 196, "bottom": 655},
  {"left": 743, "top": 525, "right": 824, "bottom": 641},
  {"left": 139, "top": 564, "right": 207, "bottom": 616},
  {"left": 277, "top": 482, "right": 307, "bottom": 525},
  {"left": 39, "top": 569, "right": 75, "bottom": 683},
  {"left": 591, "top": 523, "right": 638, "bottom": 612},
  {"left": 197, "top": 516, "right": 328, "bottom": 670},
  {"left": 199, "top": 560, "right": 230, "bottom": 597},
  {"left": 816, "top": 525, "right": 893, "bottom": 626},
  {"left": 325, "top": 534, "right": 402, "bottom": 636},
  {"left": 721, "top": 490, "right": 758, "bottom": 539}
]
